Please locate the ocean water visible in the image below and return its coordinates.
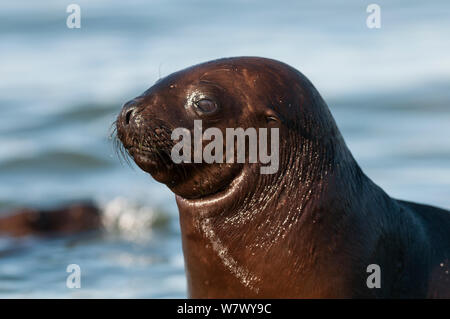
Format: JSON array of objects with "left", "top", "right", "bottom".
[{"left": 0, "top": 0, "right": 449, "bottom": 298}]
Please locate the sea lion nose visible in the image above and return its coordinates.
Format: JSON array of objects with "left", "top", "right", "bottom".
[{"left": 121, "top": 99, "right": 139, "bottom": 126}]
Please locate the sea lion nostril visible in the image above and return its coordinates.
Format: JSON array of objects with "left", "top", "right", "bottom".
[
  {"left": 125, "top": 108, "right": 133, "bottom": 125},
  {"left": 121, "top": 100, "right": 139, "bottom": 125}
]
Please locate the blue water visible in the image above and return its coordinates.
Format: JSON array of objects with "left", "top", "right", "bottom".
[{"left": 0, "top": 0, "right": 449, "bottom": 298}]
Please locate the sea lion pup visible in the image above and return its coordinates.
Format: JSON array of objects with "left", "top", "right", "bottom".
[{"left": 116, "top": 57, "right": 450, "bottom": 298}]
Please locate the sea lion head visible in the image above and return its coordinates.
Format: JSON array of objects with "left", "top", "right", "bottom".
[{"left": 116, "top": 57, "right": 346, "bottom": 210}]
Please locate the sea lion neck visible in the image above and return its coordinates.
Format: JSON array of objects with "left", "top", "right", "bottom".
[
  {"left": 176, "top": 103, "right": 371, "bottom": 297},
  {"left": 176, "top": 114, "right": 363, "bottom": 222},
  {"left": 177, "top": 132, "right": 372, "bottom": 297}
]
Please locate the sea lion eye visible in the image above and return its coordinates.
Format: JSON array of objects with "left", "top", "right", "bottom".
[{"left": 194, "top": 99, "right": 218, "bottom": 114}]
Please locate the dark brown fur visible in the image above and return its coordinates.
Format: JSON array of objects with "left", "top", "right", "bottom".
[{"left": 116, "top": 57, "right": 450, "bottom": 298}]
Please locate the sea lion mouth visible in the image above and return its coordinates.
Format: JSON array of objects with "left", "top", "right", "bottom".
[
  {"left": 115, "top": 117, "right": 177, "bottom": 183},
  {"left": 128, "top": 146, "right": 174, "bottom": 170},
  {"left": 175, "top": 166, "right": 248, "bottom": 216},
  {"left": 128, "top": 141, "right": 244, "bottom": 202},
  {"left": 122, "top": 140, "right": 177, "bottom": 183},
  {"left": 127, "top": 143, "right": 245, "bottom": 203},
  {"left": 115, "top": 114, "right": 246, "bottom": 200}
]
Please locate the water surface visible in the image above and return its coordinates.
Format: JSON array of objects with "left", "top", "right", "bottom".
[{"left": 0, "top": 0, "right": 449, "bottom": 298}]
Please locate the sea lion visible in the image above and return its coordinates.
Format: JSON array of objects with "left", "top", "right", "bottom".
[
  {"left": 116, "top": 57, "right": 450, "bottom": 298},
  {"left": 0, "top": 202, "right": 101, "bottom": 237}
]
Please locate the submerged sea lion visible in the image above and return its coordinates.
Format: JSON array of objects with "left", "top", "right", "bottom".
[
  {"left": 116, "top": 57, "right": 450, "bottom": 298},
  {"left": 0, "top": 202, "right": 101, "bottom": 237}
]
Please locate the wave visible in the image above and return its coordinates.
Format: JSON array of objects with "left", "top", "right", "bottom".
[{"left": 99, "top": 197, "right": 171, "bottom": 239}]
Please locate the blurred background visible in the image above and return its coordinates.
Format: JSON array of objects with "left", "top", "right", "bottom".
[{"left": 0, "top": 0, "right": 449, "bottom": 297}]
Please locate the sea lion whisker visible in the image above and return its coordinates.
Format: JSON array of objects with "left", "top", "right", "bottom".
[{"left": 111, "top": 120, "right": 134, "bottom": 168}]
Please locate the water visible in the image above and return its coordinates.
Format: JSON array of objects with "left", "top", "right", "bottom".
[{"left": 0, "top": 0, "right": 449, "bottom": 298}]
